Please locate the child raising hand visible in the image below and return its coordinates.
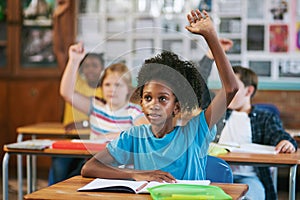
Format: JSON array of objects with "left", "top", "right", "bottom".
[{"left": 81, "top": 10, "right": 239, "bottom": 182}]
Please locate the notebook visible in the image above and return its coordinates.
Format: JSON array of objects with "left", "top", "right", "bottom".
[
  {"left": 78, "top": 178, "right": 211, "bottom": 194},
  {"left": 209, "top": 142, "right": 277, "bottom": 154},
  {"left": 6, "top": 139, "right": 53, "bottom": 150}
]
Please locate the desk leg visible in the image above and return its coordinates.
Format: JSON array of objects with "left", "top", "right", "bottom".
[
  {"left": 31, "top": 135, "right": 37, "bottom": 191},
  {"left": 17, "top": 134, "right": 24, "bottom": 200},
  {"left": 289, "top": 165, "right": 297, "bottom": 200},
  {"left": 32, "top": 155, "right": 37, "bottom": 191},
  {"left": 2, "top": 153, "right": 10, "bottom": 200},
  {"left": 26, "top": 155, "right": 33, "bottom": 194},
  {"left": 17, "top": 155, "right": 23, "bottom": 200}
]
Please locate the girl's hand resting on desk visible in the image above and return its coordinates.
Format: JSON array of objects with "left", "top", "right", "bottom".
[
  {"left": 275, "top": 140, "right": 296, "bottom": 153},
  {"left": 132, "top": 170, "right": 177, "bottom": 183}
]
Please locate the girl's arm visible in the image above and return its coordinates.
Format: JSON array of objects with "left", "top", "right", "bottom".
[
  {"left": 186, "top": 10, "right": 239, "bottom": 129},
  {"left": 81, "top": 149, "right": 176, "bottom": 182},
  {"left": 60, "top": 43, "right": 91, "bottom": 114}
]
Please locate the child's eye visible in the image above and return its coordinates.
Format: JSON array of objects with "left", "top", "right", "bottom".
[
  {"left": 159, "top": 96, "right": 167, "bottom": 102},
  {"left": 144, "top": 95, "right": 152, "bottom": 101}
]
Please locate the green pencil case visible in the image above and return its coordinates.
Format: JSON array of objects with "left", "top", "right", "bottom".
[{"left": 147, "top": 184, "right": 232, "bottom": 200}]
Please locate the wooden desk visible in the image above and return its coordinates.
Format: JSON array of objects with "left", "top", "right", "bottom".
[
  {"left": 218, "top": 151, "right": 300, "bottom": 200},
  {"left": 16, "top": 122, "right": 90, "bottom": 200},
  {"left": 23, "top": 176, "right": 248, "bottom": 200},
  {"left": 2, "top": 146, "right": 97, "bottom": 200},
  {"left": 4, "top": 141, "right": 299, "bottom": 200},
  {"left": 16, "top": 122, "right": 90, "bottom": 140}
]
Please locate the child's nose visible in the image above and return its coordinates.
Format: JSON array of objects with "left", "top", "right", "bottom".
[{"left": 149, "top": 100, "right": 160, "bottom": 110}]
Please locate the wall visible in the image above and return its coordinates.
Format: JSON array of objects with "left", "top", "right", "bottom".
[
  {"left": 211, "top": 89, "right": 300, "bottom": 129},
  {"left": 253, "top": 90, "right": 300, "bottom": 129}
]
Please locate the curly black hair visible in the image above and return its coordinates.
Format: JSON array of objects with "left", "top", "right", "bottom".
[{"left": 137, "top": 51, "right": 210, "bottom": 112}]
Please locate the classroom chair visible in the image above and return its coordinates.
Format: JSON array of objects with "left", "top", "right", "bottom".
[
  {"left": 206, "top": 155, "right": 233, "bottom": 183},
  {"left": 254, "top": 103, "right": 280, "bottom": 117}
]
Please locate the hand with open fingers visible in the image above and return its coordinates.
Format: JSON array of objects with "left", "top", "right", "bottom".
[
  {"left": 275, "top": 140, "right": 296, "bottom": 153},
  {"left": 132, "top": 170, "right": 177, "bottom": 183},
  {"left": 185, "top": 9, "right": 214, "bottom": 37}
]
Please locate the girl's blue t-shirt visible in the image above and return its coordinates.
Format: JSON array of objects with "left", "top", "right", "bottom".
[{"left": 107, "top": 111, "right": 216, "bottom": 180}]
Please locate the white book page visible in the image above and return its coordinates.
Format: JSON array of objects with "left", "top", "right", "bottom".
[
  {"left": 77, "top": 178, "right": 147, "bottom": 193},
  {"left": 235, "top": 143, "right": 277, "bottom": 154},
  {"left": 213, "top": 142, "right": 277, "bottom": 154}
]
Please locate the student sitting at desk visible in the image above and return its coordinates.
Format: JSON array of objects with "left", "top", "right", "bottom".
[
  {"left": 198, "top": 35, "right": 297, "bottom": 200},
  {"left": 63, "top": 53, "right": 104, "bottom": 130},
  {"left": 215, "top": 66, "right": 297, "bottom": 200},
  {"left": 81, "top": 9, "right": 238, "bottom": 182},
  {"left": 61, "top": 57, "right": 147, "bottom": 140},
  {"left": 49, "top": 52, "right": 104, "bottom": 185},
  {"left": 52, "top": 44, "right": 148, "bottom": 185}
]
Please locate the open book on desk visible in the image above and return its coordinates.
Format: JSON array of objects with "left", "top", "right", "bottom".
[
  {"left": 5, "top": 139, "right": 54, "bottom": 150},
  {"left": 78, "top": 178, "right": 211, "bottom": 194},
  {"left": 210, "top": 142, "right": 277, "bottom": 154}
]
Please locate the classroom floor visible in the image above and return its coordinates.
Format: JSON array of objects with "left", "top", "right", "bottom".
[{"left": 1, "top": 169, "right": 300, "bottom": 200}]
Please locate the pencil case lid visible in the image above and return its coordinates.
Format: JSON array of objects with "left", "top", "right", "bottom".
[{"left": 147, "top": 184, "right": 232, "bottom": 200}]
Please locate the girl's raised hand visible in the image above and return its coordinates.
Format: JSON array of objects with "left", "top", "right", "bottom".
[{"left": 185, "top": 10, "right": 214, "bottom": 37}]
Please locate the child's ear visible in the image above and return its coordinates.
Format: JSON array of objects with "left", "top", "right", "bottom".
[
  {"left": 246, "top": 85, "right": 255, "bottom": 97},
  {"left": 173, "top": 102, "right": 181, "bottom": 116},
  {"left": 140, "top": 99, "right": 144, "bottom": 111}
]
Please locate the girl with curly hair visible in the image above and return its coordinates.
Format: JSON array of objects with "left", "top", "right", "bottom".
[{"left": 81, "top": 9, "right": 239, "bottom": 182}]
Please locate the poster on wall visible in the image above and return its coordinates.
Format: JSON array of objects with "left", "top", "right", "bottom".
[
  {"left": 247, "top": 0, "right": 264, "bottom": 19},
  {"left": 269, "top": 0, "right": 289, "bottom": 21},
  {"left": 296, "top": 22, "right": 300, "bottom": 50},
  {"left": 198, "top": 0, "right": 212, "bottom": 12},
  {"left": 247, "top": 25, "right": 264, "bottom": 51},
  {"left": 279, "top": 59, "right": 300, "bottom": 77},
  {"left": 269, "top": 24, "right": 289, "bottom": 52},
  {"left": 249, "top": 60, "right": 272, "bottom": 77}
]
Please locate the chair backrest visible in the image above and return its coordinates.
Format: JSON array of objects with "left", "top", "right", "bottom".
[
  {"left": 254, "top": 103, "right": 280, "bottom": 117},
  {"left": 205, "top": 155, "right": 233, "bottom": 183}
]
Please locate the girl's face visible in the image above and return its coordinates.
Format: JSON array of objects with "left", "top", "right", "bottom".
[
  {"left": 102, "top": 73, "right": 129, "bottom": 110},
  {"left": 141, "top": 81, "right": 179, "bottom": 129},
  {"left": 81, "top": 57, "right": 103, "bottom": 86}
]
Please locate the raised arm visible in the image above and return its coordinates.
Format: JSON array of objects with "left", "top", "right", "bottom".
[
  {"left": 60, "top": 43, "right": 91, "bottom": 114},
  {"left": 186, "top": 10, "right": 239, "bottom": 128},
  {"left": 198, "top": 38, "right": 233, "bottom": 84},
  {"left": 206, "top": 38, "right": 233, "bottom": 60}
]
